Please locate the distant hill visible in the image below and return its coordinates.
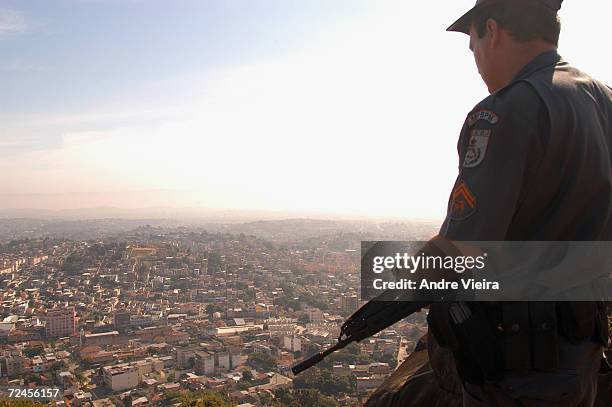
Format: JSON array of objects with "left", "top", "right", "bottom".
[{"left": 0, "top": 215, "right": 440, "bottom": 243}]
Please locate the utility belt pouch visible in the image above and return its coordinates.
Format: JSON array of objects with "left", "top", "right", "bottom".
[
  {"left": 449, "top": 302, "right": 502, "bottom": 383},
  {"left": 501, "top": 302, "right": 531, "bottom": 370},
  {"left": 427, "top": 302, "right": 459, "bottom": 350},
  {"left": 529, "top": 302, "right": 559, "bottom": 369}
]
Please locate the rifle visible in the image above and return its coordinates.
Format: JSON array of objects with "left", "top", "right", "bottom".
[
  {"left": 292, "top": 237, "right": 462, "bottom": 375},
  {"left": 291, "top": 289, "right": 429, "bottom": 375}
]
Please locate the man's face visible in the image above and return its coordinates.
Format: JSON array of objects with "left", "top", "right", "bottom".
[{"left": 469, "top": 23, "right": 495, "bottom": 93}]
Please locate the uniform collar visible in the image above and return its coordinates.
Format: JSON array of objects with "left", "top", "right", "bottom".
[{"left": 510, "top": 49, "right": 562, "bottom": 83}]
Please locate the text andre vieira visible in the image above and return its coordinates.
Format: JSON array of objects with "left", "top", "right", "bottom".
[{"left": 370, "top": 252, "right": 500, "bottom": 291}]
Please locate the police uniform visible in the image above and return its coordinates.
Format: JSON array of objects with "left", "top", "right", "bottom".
[
  {"left": 440, "top": 50, "right": 612, "bottom": 241},
  {"left": 428, "top": 0, "right": 612, "bottom": 405}
]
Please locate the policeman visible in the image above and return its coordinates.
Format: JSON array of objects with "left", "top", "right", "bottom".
[{"left": 427, "top": 0, "right": 612, "bottom": 405}]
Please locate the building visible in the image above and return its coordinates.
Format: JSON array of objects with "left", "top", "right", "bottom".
[
  {"left": 176, "top": 346, "right": 198, "bottom": 369},
  {"left": 356, "top": 375, "right": 385, "bottom": 391},
  {"left": 0, "top": 322, "right": 14, "bottom": 340},
  {"left": 305, "top": 308, "right": 323, "bottom": 322},
  {"left": 102, "top": 358, "right": 164, "bottom": 391},
  {"left": 92, "top": 399, "right": 115, "bottom": 407},
  {"left": 82, "top": 331, "right": 124, "bottom": 347},
  {"left": 194, "top": 351, "right": 215, "bottom": 376},
  {"left": 283, "top": 336, "right": 301, "bottom": 353},
  {"left": 73, "top": 391, "right": 93, "bottom": 406},
  {"left": 132, "top": 396, "right": 149, "bottom": 406},
  {"left": 31, "top": 355, "right": 48, "bottom": 373},
  {"left": 230, "top": 349, "right": 242, "bottom": 369},
  {"left": 103, "top": 364, "right": 140, "bottom": 391},
  {"left": 369, "top": 362, "right": 390, "bottom": 375},
  {"left": 0, "top": 352, "right": 26, "bottom": 377},
  {"left": 340, "top": 295, "right": 359, "bottom": 313},
  {"left": 113, "top": 310, "right": 131, "bottom": 329},
  {"left": 217, "top": 352, "right": 230, "bottom": 371},
  {"left": 45, "top": 307, "right": 76, "bottom": 338}
]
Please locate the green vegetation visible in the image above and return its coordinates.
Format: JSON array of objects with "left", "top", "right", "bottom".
[
  {"left": 247, "top": 352, "right": 276, "bottom": 371},
  {"left": 257, "top": 388, "right": 339, "bottom": 407},
  {"left": 205, "top": 303, "right": 224, "bottom": 315},
  {"left": 23, "top": 373, "right": 42, "bottom": 386},
  {"left": 61, "top": 251, "right": 91, "bottom": 274},
  {"left": 241, "top": 370, "right": 253, "bottom": 382},
  {"left": 293, "top": 389, "right": 339, "bottom": 407},
  {"left": 23, "top": 347, "right": 44, "bottom": 358},
  {"left": 317, "top": 342, "right": 372, "bottom": 368},
  {"left": 378, "top": 352, "right": 398, "bottom": 369},
  {"left": 300, "top": 293, "right": 329, "bottom": 311},
  {"left": 165, "top": 390, "right": 232, "bottom": 407},
  {"left": 273, "top": 295, "right": 301, "bottom": 311},
  {"left": 0, "top": 401, "right": 47, "bottom": 407},
  {"left": 293, "top": 368, "right": 355, "bottom": 396}
]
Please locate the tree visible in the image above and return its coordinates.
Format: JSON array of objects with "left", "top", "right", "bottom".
[
  {"left": 61, "top": 252, "right": 90, "bottom": 274},
  {"left": 23, "top": 347, "right": 44, "bottom": 358},
  {"left": 293, "top": 368, "right": 353, "bottom": 396},
  {"left": 0, "top": 401, "right": 47, "bottom": 407},
  {"left": 74, "top": 371, "right": 86, "bottom": 384},
  {"left": 24, "top": 373, "right": 42, "bottom": 386},
  {"left": 176, "top": 391, "right": 232, "bottom": 407},
  {"left": 244, "top": 288, "right": 256, "bottom": 301},
  {"left": 379, "top": 352, "right": 398, "bottom": 369},
  {"left": 241, "top": 370, "right": 253, "bottom": 382},
  {"left": 318, "top": 342, "right": 372, "bottom": 368},
  {"left": 257, "top": 391, "right": 281, "bottom": 406},
  {"left": 274, "top": 388, "right": 296, "bottom": 406},
  {"left": 247, "top": 352, "right": 276, "bottom": 371},
  {"left": 293, "top": 389, "right": 338, "bottom": 407},
  {"left": 205, "top": 304, "right": 224, "bottom": 315},
  {"left": 50, "top": 360, "right": 67, "bottom": 371}
]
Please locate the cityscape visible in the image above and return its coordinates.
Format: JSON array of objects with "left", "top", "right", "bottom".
[
  {"left": 2, "top": 1, "right": 609, "bottom": 406},
  {"left": 0, "top": 217, "right": 438, "bottom": 406}
]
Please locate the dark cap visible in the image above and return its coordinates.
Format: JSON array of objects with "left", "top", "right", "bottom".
[{"left": 447, "top": 0, "right": 563, "bottom": 34}]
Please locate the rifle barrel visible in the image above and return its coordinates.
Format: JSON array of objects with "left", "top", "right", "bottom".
[{"left": 291, "top": 339, "right": 348, "bottom": 376}]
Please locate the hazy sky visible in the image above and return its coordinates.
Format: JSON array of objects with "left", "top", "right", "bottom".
[{"left": 1, "top": 0, "right": 610, "bottom": 219}]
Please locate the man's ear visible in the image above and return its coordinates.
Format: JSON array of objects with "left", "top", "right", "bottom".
[{"left": 486, "top": 18, "right": 501, "bottom": 48}]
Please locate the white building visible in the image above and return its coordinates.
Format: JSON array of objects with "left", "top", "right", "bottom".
[
  {"left": 195, "top": 352, "right": 215, "bottom": 375},
  {"left": 217, "top": 352, "right": 230, "bottom": 371},
  {"left": 305, "top": 308, "right": 323, "bottom": 322},
  {"left": 103, "top": 365, "right": 139, "bottom": 391},
  {"left": 230, "top": 349, "right": 243, "bottom": 369},
  {"left": 102, "top": 357, "right": 164, "bottom": 391},
  {"left": 283, "top": 336, "right": 301, "bottom": 353},
  {"left": 45, "top": 307, "right": 76, "bottom": 338}
]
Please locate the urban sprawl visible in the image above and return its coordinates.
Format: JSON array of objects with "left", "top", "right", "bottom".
[{"left": 0, "top": 220, "right": 436, "bottom": 406}]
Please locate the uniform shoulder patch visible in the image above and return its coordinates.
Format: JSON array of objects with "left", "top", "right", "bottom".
[
  {"left": 467, "top": 109, "right": 499, "bottom": 127},
  {"left": 449, "top": 181, "right": 477, "bottom": 221},
  {"left": 462, "top": 129, "right": 491, "bottom": 168}
]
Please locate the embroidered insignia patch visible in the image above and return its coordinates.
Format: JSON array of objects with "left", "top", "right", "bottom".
[
  {"left": 463, "top": 129, "right": 491, "bottom": 168},
  {"left": 467, "top": 109, "right": 499, "bottom": 126},
  {"left": 449, "top": 181, "right": 476, "bottom": 220}
]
